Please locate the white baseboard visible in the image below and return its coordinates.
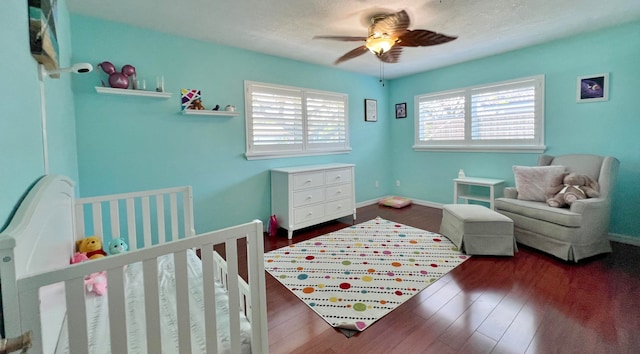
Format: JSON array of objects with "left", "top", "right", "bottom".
[
  {"left": 357, "top": 196, "right": 639, "bottom": 248},
  {"left": 609, "top": 233, "right": 640, "bottom": 247}
]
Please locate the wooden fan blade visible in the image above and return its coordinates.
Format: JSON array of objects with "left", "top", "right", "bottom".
[
  {"left": 397, "top": 29, "right": 457, "bottom": 47},
  {"left": 378, "top": 46, "right": 403, "bottom": 64},
  {"left": 371, "top": 10, "right": 410, "bottom": 36},
  {"left": 335, "top": 46, "right": 369, "bottom": 64},
  {"left": 314, "top": 35, "right": 367, "bottom": 42}
]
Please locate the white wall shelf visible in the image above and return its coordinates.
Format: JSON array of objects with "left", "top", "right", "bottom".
[
  {"left": 95, "top": 86, "right": 172, "bottom": 98},
  {"left": 182, "top": 110, "right": 239, "bottom": 117}
]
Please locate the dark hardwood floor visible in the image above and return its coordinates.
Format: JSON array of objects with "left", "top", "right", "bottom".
[{"left": 262, "top": 204, "right": 640, "bottom": 354}]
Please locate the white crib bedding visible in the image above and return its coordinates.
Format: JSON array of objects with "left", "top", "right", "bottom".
[{"left": 55, "top": 249, "right": 252, "bottom": 354}]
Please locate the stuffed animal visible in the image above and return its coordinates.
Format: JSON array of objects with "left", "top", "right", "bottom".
[
  {"left": 108, "top": 238, "right": 129, "bottom": 255},
  {"left": 190, "top": 99, "right": 205, "bottom": 110},
  {"left": 85, "top": 271, "right": 108, "bottom": 296},
  {"left": 546, "top": 173, "right": 600, "bottom": 208},
  {"left": 70, "top": 252, "right": 89, "bottom": 264},
  {"left": 76, "top": 236, "right": 107, "bottom": 260},
  {"left": 70, "top": 252, "right": 107, "bottom": 296}
]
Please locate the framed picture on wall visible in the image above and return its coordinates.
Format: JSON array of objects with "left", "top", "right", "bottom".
[
  {"left": 577, "top": 73, "right": 609, "bottom": 103},
  {"left": 395, "top": 102, "right": 407, "bottom": 118},
  {"left": 364, "top": 99, "right": 377, "bottom": 122},
  {"left": 28, "top": 0, "right": 59, "bottom": 73}
]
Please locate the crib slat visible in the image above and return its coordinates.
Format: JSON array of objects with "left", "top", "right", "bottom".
[
  {"left": 170, "top": 193, "right": 179, "bottom": 241},
  {"left": 143, "top": 258, "right": 162, "bottom": 353},
  {"left": 142, "top": 196, "right": 152, "bottom": 247},
  {"left": 247, "top": 220, "right": 269, "bottom": 353},
  {"left": 174, "top": 250, "right": 192, "bottom": 353},
  {"left": 19, "top": 289, "right": 43, "bottom": 353},
  {"left": 201, "top": 244, "right": 219, "bottom": 354},
  {"left": 156, "top": 194, "right": 166, "bottom": 243},
  {"left": 126, "top": 198, "right": 137, "bottom": 251},
  {"left": 225, "top": 239, "right": 242, "bottom": 354},
  {"left": 107, "top": 268, "right": 128, "bottom": 354},
  {"left": 91, "top": 202, "right": 103, "bottom": 237},
  {"left": 183, "top": 186, "right": 195, "bottom": 237},
  {"left": 66, "top": 277, "right": 89, "bottom": 354},
  {"left": 109, "top": 200, "right": 120, "bottom": 238},
  {"left": 74, "top": 204, "right": 85, "bottom": 239}
]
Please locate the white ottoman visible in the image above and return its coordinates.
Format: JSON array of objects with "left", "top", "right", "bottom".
[{"left": 440, "top": 204, "right": 517, "bottom": 256}]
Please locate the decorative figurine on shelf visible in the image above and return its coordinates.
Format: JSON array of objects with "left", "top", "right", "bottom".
[
  {"left": 190, "top": 99, "right": 205, "bottom": 110},
  {"left": 98, "top": 61, "right": 136, "bottom": 89},
  {"left": 212, "top": 104, "right": 220, "bottom": 111}
]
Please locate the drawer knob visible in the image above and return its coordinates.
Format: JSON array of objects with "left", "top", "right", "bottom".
[
  {"left": 307, "top": 212, "right": 313, "bottom": 216},
  {"left": 305, "top": 179, "right": 312, "bottom": 183},
  {"left": 306, "top": 195, "right": 312, "bottom": 200},
  {"left": 336, "top": 190, "right": 342, "bottom": 194},
  {"left": 335, "top": 175, "right": 342, "bottom": 179}
]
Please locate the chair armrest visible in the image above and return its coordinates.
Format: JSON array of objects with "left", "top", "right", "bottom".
[
  {"left": 503, "top": 187, "right": 518, "bottom": 199},
  {"left": 569, "top": 198, "right": 608, "bottom": 214}
]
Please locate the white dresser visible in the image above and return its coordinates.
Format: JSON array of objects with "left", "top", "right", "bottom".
[{"left": 271, "top": 163, "right": 356, "bottom": 239}]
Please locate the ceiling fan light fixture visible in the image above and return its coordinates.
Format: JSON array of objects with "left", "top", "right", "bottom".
[{"left": 365, "top": 34, "right": 396, "bottom": 55}]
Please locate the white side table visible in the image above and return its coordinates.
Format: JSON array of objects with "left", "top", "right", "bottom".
[{"left": 453, "top": 177, "right": 505, "bottom": 210}]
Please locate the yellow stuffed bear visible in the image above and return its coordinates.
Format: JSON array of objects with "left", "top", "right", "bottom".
[{"left": 76, "top": 236, "right": 107, "bottom": 259}]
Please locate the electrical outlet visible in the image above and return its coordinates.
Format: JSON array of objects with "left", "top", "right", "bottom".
[
  {"left": 396, "top": 180, "right": 400, "bottom": 187},
  {"left": 375, "top": 180, "right": 379, "bottom": 188}
]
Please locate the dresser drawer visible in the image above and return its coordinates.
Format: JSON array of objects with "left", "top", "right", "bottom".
[
  {"left": 293, "top": 188, "right": 325, "bottom": 207},
  {"left": 325, "top": 168, "right": 352, "bottom": 185},
  {"left": 293, "top": 172, "right": 324, "bottom": 190},
  {"left": 325, "top": 184, "right": 352, "bottom": 200},
  {"left": 294, "top": 204, "right": 325, "bottom": 224},
  {"left": 325, "top": 198, "right": 353, "bottom": 216}
]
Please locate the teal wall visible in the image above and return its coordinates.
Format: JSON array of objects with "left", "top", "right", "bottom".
[
  {"left": 389, "top": 20, "right": 640, "bottom": 237},
  {"left": 69, "top": 16, "right": 393, "bottom": 233},
  {"left": 0, "top": 0, "right": 79, "bottom": 229},
  {"left": 1, "top": 0, "right": 637, "bottom": 241}
]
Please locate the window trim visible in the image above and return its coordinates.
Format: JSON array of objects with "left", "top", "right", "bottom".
[
  {"left": 413, "top": 75, "right": 546, "bottom": 153},
  {"left": 244, "top": 81, "right": 351, "bottom": 160}
]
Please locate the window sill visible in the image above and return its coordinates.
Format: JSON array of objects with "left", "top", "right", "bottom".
[
  {"left": 412, "top": 144, "right": 546, "bottom": 153},
  {"left": 245, "top": 148, "right": 352, "bottom": 160}
]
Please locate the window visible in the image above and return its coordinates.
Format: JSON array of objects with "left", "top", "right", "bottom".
[
  {"left": 414, "top": 75, "right": 545, "bottom": 152},
  {"left": 245, "top": 81, "right": 350, "bottom": 159}
]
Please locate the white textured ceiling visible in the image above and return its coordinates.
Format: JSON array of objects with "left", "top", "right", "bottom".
[{"left": 67, "top": 0, "right": 640, "bottom": 79}]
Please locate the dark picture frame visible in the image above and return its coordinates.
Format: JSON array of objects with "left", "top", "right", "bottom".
[
  {"left": 577, "top": 73, "right": 609, "bottom": 103},
  {"left": 364, "top": 99, "right": 377, "bottom": 122},
  {"left": 395, "top": 102, "right": 407, "bottom": 119},
  {"left": 28, "top": 0, "right": 60, "bottom": 72}
]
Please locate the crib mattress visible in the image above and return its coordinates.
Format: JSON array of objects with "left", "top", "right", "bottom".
[{"left": 55, "top": 250, "right": 252, "bottom": 353}]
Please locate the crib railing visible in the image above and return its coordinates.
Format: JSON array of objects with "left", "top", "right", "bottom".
[
  {"left": 74, "top": 186, "right": 195, "bottom": 250},
  {"left": 16, "top": 220, "right": 267, "bottom": 354}
]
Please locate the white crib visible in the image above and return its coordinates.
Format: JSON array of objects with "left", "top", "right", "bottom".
[{"left": 0, "top": 175, "right": 268, "bottom": 353}]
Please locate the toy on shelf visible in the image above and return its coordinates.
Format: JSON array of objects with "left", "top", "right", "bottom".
[
  {"left": 98, "top": 61, "right": 136, "bottom": 89},
  {"left": 190, "top": 99, "right": 206, "bottom": 110}
]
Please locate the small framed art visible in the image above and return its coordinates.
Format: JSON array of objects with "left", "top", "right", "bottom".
[
  {"left": 395, "top": 102, "right": 407, "bottom": 119},
  {"left": 364, "top": 99, "right": 377, "bottom": 122},
  {"left": 577, "top": 73, "right": 609, "bottom": 103}
]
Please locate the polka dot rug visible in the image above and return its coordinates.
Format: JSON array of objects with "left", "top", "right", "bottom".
[{"left": 264, "top": 216, "right": 470, "bottom": 336}]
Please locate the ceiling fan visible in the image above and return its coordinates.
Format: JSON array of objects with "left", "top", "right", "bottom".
[{"left": 314, "top": 10, "right": 457, "bottom": 64}]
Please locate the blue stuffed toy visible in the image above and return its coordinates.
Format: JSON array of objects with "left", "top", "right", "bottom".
[{"left": 108, "top": 237, "right": 129, "bottom": 255}]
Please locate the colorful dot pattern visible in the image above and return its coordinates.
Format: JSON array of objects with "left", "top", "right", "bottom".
[{"left": 264, "top": 217, "right": 470, "bottom": 332}]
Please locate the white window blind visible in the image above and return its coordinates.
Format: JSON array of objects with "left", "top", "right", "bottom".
[
  {"left": 414, "top": 75, "right": 545, "bottom": 152},
  {"left": 245, "top": 81, "right": 350, "bottom": 159}
]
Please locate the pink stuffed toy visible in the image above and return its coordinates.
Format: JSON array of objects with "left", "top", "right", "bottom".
[
  {"left": 71, "top": 252, "right": 89, "bottom": 264},
  {"left": 70, "top": 252, "right": 108, "bottom": 296},
  {"left": 84, "top": 272, "right": 108, "bottom": 296}
]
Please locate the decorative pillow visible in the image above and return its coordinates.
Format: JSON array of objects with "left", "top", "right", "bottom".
[
  {"left": 378, "top": 196, "right": 412, "bottom": 208},
  {"left": 513, "top": 165, "right": 567, "bottom": 202}
]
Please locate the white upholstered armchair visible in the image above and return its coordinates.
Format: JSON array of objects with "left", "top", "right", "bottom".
[{"left": 495, "top": 154, "right": 619, "bottom": 262}]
